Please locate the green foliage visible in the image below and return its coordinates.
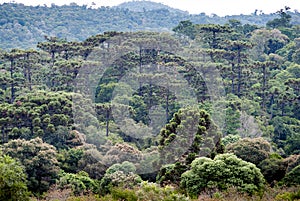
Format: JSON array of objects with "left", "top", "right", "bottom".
[
  {"left": 222, "top": 134, "right": 241, "bottom": 146},
  {"left": 224, "top": 106, "right": 241, "bottom": 135},
  {"left": 267, "top": 7, "right": 292, "bottom": 29},
  {"left": 173, "top": 20, "right": 196, "bottom": 39},
  {"left": 136, "top": 181, "right": 190, "bottom": 201},
  {"left": 280, "top": 165, "right": 300, "bottom": 186},
  {"left": 156, "top": 162, "right": 188, "bottom": 186},
  {"left": 159, "top": 107, "right": 221, "bottom": 166},
  {"left": 58, "top": 148, "right": 84, "bottom": 173},
  {"left": 1, "top": 137, "right": 60, "bottom": 194},
  {"left": 99, "top": 161, "right": 142, "bottom": 195},
  {"left": 0, "top": 6, "right": 300, "bottom": 200},
  {"left": 106, "top": 161, "right": 136, "bottom": 175},
  {"left": 110, "top": 188, "right": 138, "bottom": 201},
  {"left": 97, "top": 181, "right": 190, "bottom": 201},
  {"left": 0, "top": 154, "right": 29, "bottom": 201},
  {"left": 57, "top": 171, "right": 98, "bottom": 195},
  {"left": 0, "top": 90, "right": 76, "bottom": 148},
  {"left": 275, "top": 189, "right": 300, "bottom": 201},
  {"left": 2, "top": 3, "right": 298, "bottom": 50},
  {"left": 271, "top": 116, "right": 300, "bottom": 155},
  {"left": 180, "top": 153, "right": 265, "bottom": 198},
  {"left": 226, "top": 137, "right": 271, "bottom": 166},
  {"left": 258, "top": 156, "right": 286, "bottom": 184}
]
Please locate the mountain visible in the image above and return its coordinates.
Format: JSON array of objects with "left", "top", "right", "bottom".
[
  {"left": 0, "top": 1, "right": 299, "bottom": 50},
  {"left": 115, "top": 0, "right": 188, "bottom": 14}
]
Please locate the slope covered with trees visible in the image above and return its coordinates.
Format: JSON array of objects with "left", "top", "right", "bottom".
[
  {"left": 1, "top": 2, "right": 300, "bottom": 49},
  {"left": 0, "top": 2, "right": 299, "bottom": 201}
]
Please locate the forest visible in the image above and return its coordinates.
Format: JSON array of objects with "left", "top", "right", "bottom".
[
  {"left": 0, "top": 2, "right": 300, "bottom": 201},
  {"left": 1, "top": 1, "right": 300, "bottom": 50}
]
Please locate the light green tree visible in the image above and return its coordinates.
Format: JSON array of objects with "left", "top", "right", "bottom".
[
  {"left": 57, "top": 171, "right": 97, "bottom": 195},
  {"left": 0, "top": 154, "right": 29, "bottom": 201},
  {"left": 99, "top": 161, "right": 142, "bottom": 195},
  {"left": 180, "top": 153, "right": 265, "bottom": 198}
]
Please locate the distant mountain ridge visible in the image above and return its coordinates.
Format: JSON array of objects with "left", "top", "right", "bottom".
[
  {"left": 0, "top": 1, "right": 299, "bottom": 50},
  {"left": 115, "top": 0, "right": 188, "bottom": 14}
]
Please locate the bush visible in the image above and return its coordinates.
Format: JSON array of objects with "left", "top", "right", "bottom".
[
  {"left": 0, "top": 154, "right": 29, "bottom": 201},
  {"left": 136, "top": 181, "right": 190, "bottom": 201},
  {"left": 180, "top": 153, "right": 265, "bottom": 198},
  {"left": 111, "top": 188, "right": 138, "bottom": 201},
  {"left": 222, "top": 134, "right": 241, "bottom": 146},
  {"left": 280, "top": 165, "right": 300, "bottom": 186},
  {"left": 156, "top": 162, "right": 188, "bottom": 186},
  {"left": 57, "top": 171, "right": 98, "bottom": 195},
  {"left": 99, "top": 161, "right": 142, "bottom": 195},
  {"left": 226, "top": 137, "right": 271, "bottom": 166},
  {"left": 258, "top": 157, "right": 286, "bottom": 184},
  {"left": 275, "top": 189, "right": 300, "bottom": 201},
  {"left": 106, "top": 161, "right": 136, "bottom": 175},
  {"left": 283, "top": 154, "right": 300, "bottom": 172}
]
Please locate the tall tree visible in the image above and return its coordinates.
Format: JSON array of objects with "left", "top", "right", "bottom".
[
  {"left": 223, "top": 40, "right": 252, "bottom": 96},
  {"left": 267, "top": 6, "right": 292, "bottom": 29},
  {"left": 196, "top": 24, "right": 232, "bottom": 61},
  {"left": 2, "top": 49, "right": 26, "bottom": 103}
]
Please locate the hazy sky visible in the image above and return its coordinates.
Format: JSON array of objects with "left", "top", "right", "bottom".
[{"left": 0, "top": 0, "right": 299, "bottom": 16}]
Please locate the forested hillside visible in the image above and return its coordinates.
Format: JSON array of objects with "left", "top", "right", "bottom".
[
  {"left": 1, "top": 2, "right": 300, "bottom": 49},
  {"left": 0, "top": 2, "right": 300, "bottom": 201}
]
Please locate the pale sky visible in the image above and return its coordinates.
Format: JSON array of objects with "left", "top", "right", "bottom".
[{"left": 0, "top": 0, "right": 299, "bottom": 16}]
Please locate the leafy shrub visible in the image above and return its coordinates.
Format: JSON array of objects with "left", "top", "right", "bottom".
[
  {"left": 156, "top": 162, "right": 188, "bottom": 186},
  {"left": 0, "top": 154, "right": 29, "bottom": 201},
  {"left": 280, "top": 165, "right": 300, "bottom": 186},
  {"left": 57, "top": 171, "right": 98, "bottom": 195},
  {"left": 110, "top": 188, "right": 138, "bottom": 201},
  {"left": 258, "top": 156, "right": 286, "bottom": 184},
  {"left": 58, "top": 148, "right": 84, "bottom": 173},
  {"left": 275, "top": 189, "right": 300, "bottom": 201},
  {"left": 226, "top": 137, "right": 271, "bottom": 166},
  {"left": 136, "top": 181, "right": 190, "bottom": 201},
  {"left": 222, "top": 134, "right": 241, "bottom": 146},
  {"left": 99, "top": 161, "right": 142, "bottom": 195},
  {"left": 180, "top": 153, "right": 265, "bottom": 198},
  {"left": 106, "top": 161, "right": 136, "bottom": 175}
]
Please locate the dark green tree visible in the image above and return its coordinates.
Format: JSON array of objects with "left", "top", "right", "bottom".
[
  {"left": 1, "top": 49, "right": 26, "bottom": 103},
  {"left": 226, "top": 137, "right": 272, "bottom": 166},
  {"left": 157, "top": 107, "right": 222, "bottom": 185},
  {"left": 267, "top": 7, "right": 292, "bottom": 29}
]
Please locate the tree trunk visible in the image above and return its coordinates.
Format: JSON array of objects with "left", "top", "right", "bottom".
[
  {"left": 106, "top": 107, "right": 110, "bottom": 137},
  {"left": 262, "top": 64, "right": 267, "bottom": 110},
  {"left": 10, "top": 59, "right": 15, "bottom": 103},
  {"left": 139, "top": 47, "right": 143, "bottom": 96},
  {"left": 166, "top": 89, "right": 169, "bottom": 122},
  {"left": 237, "top": 48, "right": 242, "bottom": 97},
  {"left": 231, "top": 62, "right": 235, "bottom": 94}
]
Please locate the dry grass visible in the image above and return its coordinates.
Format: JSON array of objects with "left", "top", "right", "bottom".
[
  {"left": 196, "top": 186, "right": 300, "bottom": 201},
  {"left": 31, "top": 185, "right": 300, "bottom": 201}
]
